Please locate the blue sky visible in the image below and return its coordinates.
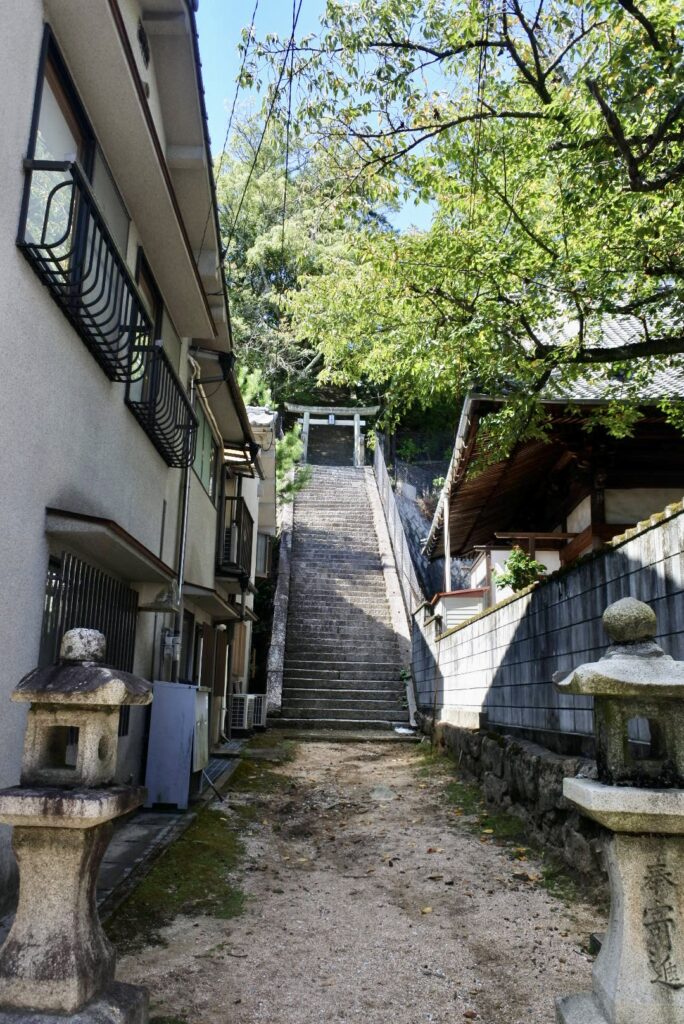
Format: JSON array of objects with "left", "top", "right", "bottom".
[{"left": 195, "top": 0, "right": 433, "bottom": 232}]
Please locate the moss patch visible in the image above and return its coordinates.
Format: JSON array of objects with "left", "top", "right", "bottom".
[
  {"left": 413, "top": 741, "right": 588, "bottom": 904},
  {"left": 245, "top": 730, "right": 297, "bottom": 761},
  {"left": 229, "top": 758, "right": 293, "bottom": 793},
  {"left": 106, "top": 807, "right": 246, "bottom": 954}
]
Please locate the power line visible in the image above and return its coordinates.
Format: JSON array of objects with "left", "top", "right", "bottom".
[
  {"left": 280, "top": 0, "right": 297, "bottom": 282},
  {"left": 197, "top": 0, "right": 260, "bottom": 261},
  {"left": 273, "top": 0, "right": 298, "bottom": 393},
  {"left": 225, "top": 0, "right": 303, "bottom": 251}
]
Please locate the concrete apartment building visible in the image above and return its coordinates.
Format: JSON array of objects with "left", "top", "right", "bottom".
[{"left": 0, "top": 0, "right": 266, "bottom": 908}]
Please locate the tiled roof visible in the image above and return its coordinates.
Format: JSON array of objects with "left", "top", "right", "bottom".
[{"left": 543, "top": 315, "right": 684, "bottom": 401}]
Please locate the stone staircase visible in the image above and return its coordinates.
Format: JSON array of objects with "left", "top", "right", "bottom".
[{"left": 280, "top": 466, "right": 409, "bottom": 731}]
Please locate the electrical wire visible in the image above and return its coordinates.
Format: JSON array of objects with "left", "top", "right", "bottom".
[
  {"left": 196, "top": 0, "right": 260, "bottom": 262},
  {"left": 224, "top": 0, "right": 303, "bottom": 251},
  {"left": 273, "top": 0, "right": 298, "bottom": 392}
]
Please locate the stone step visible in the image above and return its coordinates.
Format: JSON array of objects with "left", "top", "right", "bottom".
[
  {"left": 281, "top": 676, "right": 402, "bottom": 691},
  {"left": 287, "top": 622, "right": 394, "bottom": 634},
  {"left": 285, "top": 645, "right": 401, "bottom": 660},
  {"left": 285, "top": 636, "right": 400, "bottom": 649},
  {"left": 285, "top": 656, "right": 402, "bottom": 669},
  {"left": 284, "top": 665, "right": 401, "bottom": 682},
  {"left": 282, "top": 696, "right": 405, "bottom": 712},
  {"left": 278, "top": 712, "right": 403, "bottom": 729},
  {"left": 284, "top": 614, "right": 389, "bottom": 622},
  {"left": 282, "top": 686, "right": 403, "bottom": 701},
  {"left": 277, "top": 708, "right": 408, "bottom": 724}
]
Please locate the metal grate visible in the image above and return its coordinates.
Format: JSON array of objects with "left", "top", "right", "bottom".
[
  {"left": 125, "top": 342, "right": 198, "bottom": 468},
  {"left": 251, "top": 694, "right": 267, "bottom": 729},
  {"left": 217, "top": 496, "right": 254, "bottom": 578},
  {"left": 38, "top": 552, "right": 138, "bottom": 671},
  {"left": 18, "top": 160, "right": 152, "bottom": 382}
]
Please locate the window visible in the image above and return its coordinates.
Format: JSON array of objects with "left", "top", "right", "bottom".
[
  {"left": 92, "top": 148, "right": 129, "bottom": 257},
  {"left": 194, "top": 402, "right": 220, "bottom": 501},
  {"left": 136, "top": 252, "right": 163, "bottom": 337},
  {"left": 19, "top": 30, "right": 151, "bottom": 382},
  {"left": 38, "top": 552, "right": 138, "bottom": 672},
  {"left": 255, "top": 533, "right": 273, "bottom": 577}
]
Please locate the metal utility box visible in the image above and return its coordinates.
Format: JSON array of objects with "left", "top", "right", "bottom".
[{"left": 144, "top": 682, "right": 209, "bottom": 809}]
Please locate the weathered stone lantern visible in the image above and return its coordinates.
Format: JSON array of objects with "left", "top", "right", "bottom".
[
  {"left": 555, "top": 597, "right": 684, "bottom": 1024},
  {"left": 0, "top": 629, "right": 152, "bottom": 1024}
]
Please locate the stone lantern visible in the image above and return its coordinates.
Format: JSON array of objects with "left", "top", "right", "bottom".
[
  {"left": 0, "top": 629, "right": 152, "bottom": 1024},
  {"left": 555, "top": 597, "right": 684, "bottom": 1024}
]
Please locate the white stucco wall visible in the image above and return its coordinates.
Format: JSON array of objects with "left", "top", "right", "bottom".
[
  {"left": 567, "top": 496, "right": 591, "bottom": 534},
  {"left": 0, "top": 4, "right": 187, "bottom": 910},
  {"left": 605, "top": 488, "right": 684, "bottom": 525}
]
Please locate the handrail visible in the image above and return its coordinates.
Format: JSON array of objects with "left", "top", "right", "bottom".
[
  {"left": 17, "top": 159, "right": 151, "bottom": 382},
  {"left": 125, "top": 341, "right": 197, "bottom": 468}
]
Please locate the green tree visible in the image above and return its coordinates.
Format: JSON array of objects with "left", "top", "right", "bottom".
[
  {"left": 276, "top": 424, "right": 313, "bottom": 503},
  {"left": 216, "top": 116, "right": 392, "bottom": 405},
  {"left": 256, "top": 0, "right": 684, "bottom": 443}
]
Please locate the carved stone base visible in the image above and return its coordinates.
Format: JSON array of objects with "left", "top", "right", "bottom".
[
  {"left": 0, "top": 824, "right": 115, "bottom": 1012},
  {"left": 559, "top": 834, "right": 684, "bottom": 1024},
  {"left": 0, "top": 983, "right": 148, "bottom": 1024}
]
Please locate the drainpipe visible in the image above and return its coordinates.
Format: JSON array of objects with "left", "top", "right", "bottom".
[{"left": 171, "top": 355, "right": 200, "bottom": 682}]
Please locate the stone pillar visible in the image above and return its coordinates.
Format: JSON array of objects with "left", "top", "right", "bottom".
[
  {"left": 301, "top": 411, "right": 310, "bottom": 464},
  {"left": 353, "top": 413, "right": 361, "bottom": 467},
  {"left": 0, "top": 628, "right": 152, "bottom": 1024},
  {"left": 555, "top": 598, "right": 684, "bottom": 1024}
]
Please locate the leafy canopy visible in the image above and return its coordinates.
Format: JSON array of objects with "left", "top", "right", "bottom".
[{"left": 255, "top": 0, "right": 684, "bottom": 440}]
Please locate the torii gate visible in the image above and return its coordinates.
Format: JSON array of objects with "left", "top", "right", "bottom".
[{"left": 284, "top": 404, "right": 381, "bottom": 468}]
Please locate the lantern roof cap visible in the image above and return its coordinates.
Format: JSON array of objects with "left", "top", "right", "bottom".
[
  {"left": 555, "top": 599, "right": 684, "bottom": 699},
  {"left": 12, "top": 629, "right": 151, "bottom": 707}
]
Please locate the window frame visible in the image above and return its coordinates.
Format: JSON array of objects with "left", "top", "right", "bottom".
[
  {"left": 192, "top": 399, "right": 221, "bottom": 504},
  {"left": 135, "top": 248, "right": 164, "bottom": 339},
  {"left": 24, "top": 28, "right": 95, "bottom": 178}
]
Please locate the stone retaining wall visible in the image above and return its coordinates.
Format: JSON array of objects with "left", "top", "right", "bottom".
[{"left": 420, "top": 714, "right": 607, "bottom": 879}]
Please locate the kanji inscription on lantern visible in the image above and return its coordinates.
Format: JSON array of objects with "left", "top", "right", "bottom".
[{"left": 643, "top": 855, "right": 683, "bottom": 989}]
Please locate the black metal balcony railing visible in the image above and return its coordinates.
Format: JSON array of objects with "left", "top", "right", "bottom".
[
  {"left": 217, "top": 496, "right": 254, "bottom": 579},
  {"left": 125, "top": 342, "right": 198, "bottom": 468},
  {"left": 17, "top": 160, "right": 152, "bottom": 382}
]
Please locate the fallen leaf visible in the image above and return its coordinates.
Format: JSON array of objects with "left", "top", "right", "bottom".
[
  {"left": 421, "top": 906, "right": 433, "bottom": 915},
  {"left": 427, "top": 874, "right": 444, "bottom": 881},
  {"left": 481, "top": 828, "right": 494, "bottom": 835}
]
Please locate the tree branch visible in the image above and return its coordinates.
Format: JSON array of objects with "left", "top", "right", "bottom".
[
  {"left": 535, "top": 334, "right": 684, "bottom": 364},
  {"left": 614, "top": 0, "right": 663, "bottom": 50}
]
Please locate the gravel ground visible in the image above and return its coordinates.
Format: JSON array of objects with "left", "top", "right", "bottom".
[{"left": 118, "top": 740, "right": 602, "bottom": 1024}]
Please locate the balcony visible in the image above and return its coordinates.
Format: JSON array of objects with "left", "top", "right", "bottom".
[
  {"left": 17, "top": 160, "right": 151, "bottom": 382},
  {"left": 125, "top": 342, "right": 197, "bottom": 468},
  {"left": 217, "top": 496, "right": 254, "bottom": 581}
]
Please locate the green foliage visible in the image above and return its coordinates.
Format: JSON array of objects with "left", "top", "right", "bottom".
[
  {"left": 396, "top": 437, "right": 426, "bottom": 461},
  {"left": 493, "top": 547, "right": 548, "bottom": 592},
  {"left": 254, "top": 0, "right": 684, "bottom": 452},
  {"left": 236, "top": 364, "right": 273, "bottom": 408},
  {"left": 216, "top": 115, "right": 391, "bottom": 406},
  {"left": 276, "top": 425, "right": 312, "bottom": 503}
]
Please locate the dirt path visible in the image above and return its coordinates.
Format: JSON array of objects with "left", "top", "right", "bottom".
[{"left": 117, "top": 739, "right": 602, "bottom": 1024}]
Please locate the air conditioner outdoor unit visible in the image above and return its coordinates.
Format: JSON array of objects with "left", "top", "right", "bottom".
[{"left": 230, "top": 693, "right": 256, "bottom": 732}]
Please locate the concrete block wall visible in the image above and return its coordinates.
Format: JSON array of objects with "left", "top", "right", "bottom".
[{"left": 412, "top": 502, "right": 684, "bottom": 752}]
